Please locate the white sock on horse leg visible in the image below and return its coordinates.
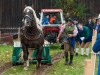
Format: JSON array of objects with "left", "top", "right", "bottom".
[
  {"left": 76, "top": 48, "right": 79, "bottom": 53},
  {"left": 86, "top": 48, "right": 89, "bottom": 56},
  {"left": 81, "top": 48, "right": 84, "bottom": 55},
  {"left": 28, "top": 49, "right": 33, "bottom": 60},
  {"left": 27, "top": 60, "right": 29, "bottom": 67}
]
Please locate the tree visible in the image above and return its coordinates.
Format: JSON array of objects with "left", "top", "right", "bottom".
[{"left": 51, "top": 0, "right": 87, "bottom": 22}]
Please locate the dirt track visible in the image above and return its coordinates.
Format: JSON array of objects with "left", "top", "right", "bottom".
[
  {"left": 0, "top": 62, "right": 12, "bottom": 75},
  {"left": 0, "top": 52, "right": 64, "bottom": 75},
  {"left": 32, "top": 52, "right": 64, "bottom": 75}
]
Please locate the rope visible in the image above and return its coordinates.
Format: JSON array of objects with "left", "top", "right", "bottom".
[{"left": 0, "top": 36, "right": 11, "bottom": 38}]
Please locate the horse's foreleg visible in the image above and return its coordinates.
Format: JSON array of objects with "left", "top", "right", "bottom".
[
  {"left": 28, "top": 48, "right": 34, "bottom": 60},
  {"left": 36, "top": 47, "right": 43, "bottom": 69},
  {"left": 24, "top": 60, "right": 29, "bottom": 70},
  {"left": 22, "top": 45, "right": 29, "bottom": 70}
]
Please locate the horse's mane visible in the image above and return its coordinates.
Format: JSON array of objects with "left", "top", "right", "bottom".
[{"left": 23, "top": 6, "right": 42, "bottom": 31}]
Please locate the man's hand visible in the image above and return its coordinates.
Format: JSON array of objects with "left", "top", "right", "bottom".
[
  {"left": 56, "top": 38, "right": 59, "bottom": 43},
  {"left": 68, "top": 34, "right": 73, "bottom": 38}
]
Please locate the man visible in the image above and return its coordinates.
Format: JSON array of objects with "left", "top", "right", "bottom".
[
  {"left": 73, "top": 18, "right": 80, "bottom": 56},
  {"left": 42, "top": 14, "right": 49, "bottom": 25},
  {"left": 94, "top": 18, "right": 100, "bottom": 34},
  {"left": 85, "top": 17, "right": 94, "bottom": 34},
  {"left": 93, "top": 33, "right": 100, "bottom": 52},
  {"left": 77, "top": 23, "right": 92, "bottom": 56},
  {"left": 50, "top": 15, "right": 57, "bottom": 24},
  {"left": 56, "top": 19, "right": 78, "bottom": 65}
]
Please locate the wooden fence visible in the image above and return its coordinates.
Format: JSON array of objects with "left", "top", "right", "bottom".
[
  {"left": 0, "top": 0, "right": 100, "bottom": 34},
  {"left": 0, "top": 0, "right": 52, "bottom": 34}
]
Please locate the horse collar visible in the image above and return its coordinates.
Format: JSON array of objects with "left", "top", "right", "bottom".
[{"left": 22, "top": 29, "right": 42, "bottom": 40}]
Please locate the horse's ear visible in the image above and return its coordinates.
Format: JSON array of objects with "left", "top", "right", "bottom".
[
  {"left": 32, "top": 4, "right": 34, "bottom": 9},
  {"left": 25, "top": 4, "right": 27, "bottom": 7}
]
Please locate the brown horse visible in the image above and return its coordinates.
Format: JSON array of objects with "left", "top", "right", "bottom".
[{"left": 21, "top": 6, "right": 44, "bottom": 70}]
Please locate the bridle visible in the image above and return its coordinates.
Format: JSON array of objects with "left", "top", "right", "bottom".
[
  {"left": 22, "top": 14, "right": 34, "bottom": 27},
  {"left": 22, "top": 9, "right": 42, "bottom": 40}
]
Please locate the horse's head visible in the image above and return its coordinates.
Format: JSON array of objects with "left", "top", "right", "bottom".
[{"left": 22, "top": 6, "right": 37, "bottom": 27}]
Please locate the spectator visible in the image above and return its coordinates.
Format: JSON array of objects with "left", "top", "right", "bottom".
[
  {"left": 92, "top": 33, "right": 100, "bottom": 75},
  {"left": 94, "top": 18, "right": 100, "bottom": 34},
  {"left": 77, "top": 23, "right": 92, "bottom": 56},
  {"left": 73, "top": 18, "right": 80, "bottom": 56},
  {"left": 50, "top": 15, "right": 58, "bottom": 24},
  {"left": 42, "top": 14, "right": 49, "bottom": 25},
  {"left": 85, "top": 17, "right": 94, "bottom": 34},
  {"left": 56, "top": 19, "right": 78, "bottom": 65},
  {"left": 93, "top": 33, "right": 100, "bottom": 52}
]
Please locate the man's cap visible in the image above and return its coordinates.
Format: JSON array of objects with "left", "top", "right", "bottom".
[
  {"left": 73, "top": 18, "right": 78, "bottom": 21},
  {"left": 97, "top": 18, "right": 100, "bottom": 21},
  {"left": 68, "top": 18, "right": 74, "bottom": 23},
  {"left": 45, "top": 14, "right": 49, "bottom": 16}
]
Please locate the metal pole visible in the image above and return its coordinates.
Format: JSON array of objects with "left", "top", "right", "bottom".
[
  {"left": 98, "top": 52, "right": 100, "bottom": 75},
  {"left": 92, "top": 53, "right": 96, "bottom": 75}
]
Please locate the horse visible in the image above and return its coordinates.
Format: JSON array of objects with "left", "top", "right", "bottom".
[{"left": 21, "top": 6, "right": 44, "bottom": 70}]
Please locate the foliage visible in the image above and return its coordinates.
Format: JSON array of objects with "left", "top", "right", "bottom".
[
  {"left": 74, "top": 3, "right": 87, "bottom": 19},
  {"left": 51, "top": 0, "right": 87, "bottom": 21}
]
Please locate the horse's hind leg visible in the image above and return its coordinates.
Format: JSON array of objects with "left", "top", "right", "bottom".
[{"left": 36, "top": 47, "right": 43, "bottom": 69}]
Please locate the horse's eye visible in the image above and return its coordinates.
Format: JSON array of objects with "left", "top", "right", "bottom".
[{"left": 22, "top": 19, "right": 24, "bottom": 22}]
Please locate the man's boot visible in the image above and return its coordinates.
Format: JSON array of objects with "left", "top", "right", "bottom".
[
  {"left": 69, "top": 55, "right": 73, "bottom": 65},
  {"left": 64, "top": 52, "right": 69, "bottom": 65}
]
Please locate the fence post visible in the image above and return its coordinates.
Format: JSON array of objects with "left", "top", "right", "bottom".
[
  {"left": 0, "top": 31, "right": 1, "bottom": 41},
  {"left": 98, "top": 52, "right": 100, "bottom": 75},
  {"left": 91, "top": 35, "right": 96, "bottom": 75},
  {"left": 84, "top": 30, "right": 97, "bottom": 75},
  {"left": 18, "top": 28, "right": 20, "bottom": 41}
]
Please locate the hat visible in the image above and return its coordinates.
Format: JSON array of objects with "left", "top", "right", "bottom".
[
  {"left": 45, "top": 14, "right": 49, "bottom": 16},
  {"left": 73, "top": 18, "right": 78, "bottom": 21},
  {"left": 97, "top": 18, "right": 100, "bottom": 21},
  {"left": 68, "top": 19, "right": 74, "bottom": 23}
]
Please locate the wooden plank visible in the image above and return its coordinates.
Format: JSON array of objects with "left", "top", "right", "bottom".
[
  {"left": 18, "top": 28, "right": 20, "bottom": 41},
  {"left": 84, "top": 30, "right": 97, "bottom": 75},
  {"left": 84, "top": 59, "right": 92, "bottom": 75}
]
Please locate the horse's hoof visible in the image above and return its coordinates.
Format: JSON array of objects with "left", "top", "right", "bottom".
[
  {"left": 36, "top": 66, "right": 40, "bottom": 69},
  {"left": 24, "top": 67, "right": 28, "bottom": 71},
  {"left": 48, "top": 63, "right": 52, "bottom": 66}
]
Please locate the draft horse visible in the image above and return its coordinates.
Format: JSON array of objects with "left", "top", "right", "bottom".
[{"left": 21, "top": 6, "right": 44, "bottom": 70}]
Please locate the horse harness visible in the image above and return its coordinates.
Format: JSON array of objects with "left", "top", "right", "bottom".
[{"left": 22, "top": 27, "right": 43, "bottom": 40}]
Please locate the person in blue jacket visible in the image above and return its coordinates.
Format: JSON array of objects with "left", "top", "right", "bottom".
[
  {"left": 93, "top": 33, "right": 100, "bottom": 75},
  {"left": 93, "top": 33, "right": 100, "bottom": 52},
  {"left": 42, "top": 14, "right": 49, "bottom": 25}
]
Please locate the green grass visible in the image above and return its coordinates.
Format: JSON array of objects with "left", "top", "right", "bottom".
[
  {"left": 0, "top": 44, "right": 99, "bottom": 75},
  {"left": 46, "top": 52, "right": 99, "bottom": 75},
  {"left": 46, "top": 55, "right": 90, "bottom": 75},
  {"left": 0, "top": 45, "right": 13, "bottom": 66},
  {"left": 3, "top": 64, "right": 35, "bottom": 75},
  {"left": 1, "top": 43, "right": 62, "bottom": 75}
]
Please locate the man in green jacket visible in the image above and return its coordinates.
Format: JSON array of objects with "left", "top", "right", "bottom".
[{"left": 77, "top": 23, "right": 92, "bottom": 56}]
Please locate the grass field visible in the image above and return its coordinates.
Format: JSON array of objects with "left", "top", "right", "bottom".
[
  {"left": 0, "top": 45, "right": 13, "bottom": 66},
  {"left": 46, "top": 54, "right": 98, "bottom": 75},
  {"left": 0, "top": 44, "right": 99, "bottom": 75}
]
